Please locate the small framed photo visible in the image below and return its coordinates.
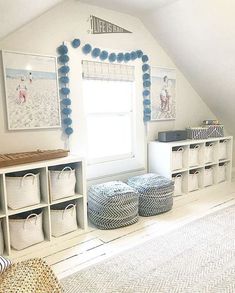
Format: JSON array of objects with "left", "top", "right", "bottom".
[
  {"left": 2, "top": 50, "right": 61, "bottom": 130},
  {"left": 150, "top": 66, "right": 176, "bottom": 121}
]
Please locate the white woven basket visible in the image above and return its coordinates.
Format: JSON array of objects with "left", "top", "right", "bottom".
[
  {"left": 218, "top": 140, "right": 228, "bottom": 160},
  {"left": 49, "top": 167, "right": 76, "bottom": 201},
  {"left": 205, "top": 143, "right": 214, "bottom": 163},
  {"left": 51, "top": 204, "right": 78, "bottom": 237},
  {"left": 188, "top": 171, "right": 200, "bottom": 192},
  {"left": 189, "top": 145, "right": 200, "bottom": 167},
  {"left": 172, "top": 147, "right": 184, "bottom": 170},
  {"left": 173, "top": 174, "right": 182, "bottom": 196},
  {"left": 0, "top": 220, "right": 4, "bottom": 255},
  {"left": 6, "top": 173, "right": 41, "bottom": 210},
  {"left": 9, "top": 213, "right": 44, "bottom": 250},
  {"left": 218, "top": 164, "right": 227, "bottom": 183},
  {"left": 204, "top": 168, "right": 213, "bottom": 187}
]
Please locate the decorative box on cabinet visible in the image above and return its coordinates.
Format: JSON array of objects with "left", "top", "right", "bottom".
[
  {"left": 148, "top": 136, "right": 233, "bottom": 197},
  {"left": 0, "top": 156, "right": 87, "bottom": 260}
]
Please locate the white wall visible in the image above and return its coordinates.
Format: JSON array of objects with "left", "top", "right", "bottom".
[{"left": 0, "top": 0, "right": 216, "bottom": 157}]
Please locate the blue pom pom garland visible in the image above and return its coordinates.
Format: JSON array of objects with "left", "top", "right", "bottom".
[
  {"left": 63, "top": 117, "right": 73, "bottom": 125},
  {"left": 65, "top": 127, "right": 73, "bottom": 136},
  {"left": 59, "top": 65, "right": 70, "bottom": 74},
  {"left": 62, "top": 98, "right": 72, "bottom": 106},
  {"left": 72, "top": 38, "right": 81, "bottom": 48},
  {"left": 109, "top": 53, "right": 117, "bottom": 62},
  {"left": 58, "top": 54, "right": 69, "bottom": 64},
  {"left": 142, "top": 55, "right": 149, "bottom": 63},
  {"left": 60, "top": 87, "right": 70, "bottom": 95},
  {"left": 57, "top": 44, "right": 68, "bottom": 55},
  {"left": 100, "top": 50, "right": 108, "bottom": 60},
  {"left": 117, "top": 53, "right": 124, "bottom": 62},
  {"left": 62, "top": 107, "right": 72, "bottom": 115},
  {"left": 92, "top": 48, "right": 101, "bottom": 58},
  {"left": 82, "top": 44, "right": 92, "bottom": 54},
  {"left": 59, "top": 76, "right": 69, "bottom": 84}
]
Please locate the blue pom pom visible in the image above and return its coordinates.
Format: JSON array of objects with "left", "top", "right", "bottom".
[
  {"left": 91, "top": 48, "right": 101, "bottom": 58},
  {"left": 136, "top": 50, "right": 143, "bottom": 58},
  {"left": 59, "top": 65, "right": 70, "bottom": 74},
  {"left": 143, "top": 73, "right": 150, "bottom": 80},
  {"left": 130, "top": 51, "right": 137, "bottom": 60},
  {"left": 144, "top": 114, "right": 151, "bottom": 122},
  {"left": 142, "top": 55, "right": 149, "bottom": 63},
  {"left": 62, "top": 107, "right": 72, "bottom": 115},
  {"left": 100, "top": 50, "right": 108, "bottom": 60},
  {"left": 144, "top": 108, "right": 151, "bottom": 114},
  {"left": 57, "top": 44, "right": 68, "bottom": 55},
  {"left": 63, "top": 117, "right": 73, "bottom": 125},
  {"left": 65, "top": 127, "right": 73, "bottom": 136},
  {"left": 117, "top": 53, "right": 124, "bottom": 62},
  {"left": 58, "top": 54, "right": 69, "bottom": 63},
  {"left": 71, "top": 39, "right": 81, "bottom": 48},
  {"left": 143, "top": 80, "right": 151, "bottom": 87},
  {"left": 143, "top": 89, "right": 150, "bottom": 97},
  {"left": 124, "top": 53, "right": 131, "bottom": 62},
  {"left": 60, "top": 87, "right": 70, "bottom": 95},
  {"left": 62, "top": 98, "right": 71, "bottom": 106},
  {"left": 143, "top": 99, "right": 151, "bottom": 106},
  {"left": 59, "top": 76, "right": 69, "bottom": 84},
  {"left": 82, "top": 44, "right": 92, "bottom": 54},
  {"left": 142, "top": 64, "right": 150, "bottom": 72},
  {"left": 109, "top": 53, "right": 117, "bottom": 62}
]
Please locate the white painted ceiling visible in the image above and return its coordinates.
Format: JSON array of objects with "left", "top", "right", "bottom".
[{"left": 0, "top": 0, "right": 62, "bottom": 39}]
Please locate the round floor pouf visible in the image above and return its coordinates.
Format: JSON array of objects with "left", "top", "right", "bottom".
[
  {"left": 127, "top": 173, "right": 174, "bottom": 217},
  {"left": 88, "top": 181, "right": 139, "bottom": 230}
]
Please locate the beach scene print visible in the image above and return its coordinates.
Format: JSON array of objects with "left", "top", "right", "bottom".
[
  {"left": 151, "top": 67, "right": 176, "bottom": 121},
  {"left": 3, "top": 51, "right": 61, "bottom": 130}
]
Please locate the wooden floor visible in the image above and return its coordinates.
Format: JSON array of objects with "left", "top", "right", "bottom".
[{"left": 41, "top": 181, "right": 235, "bottom": 280}]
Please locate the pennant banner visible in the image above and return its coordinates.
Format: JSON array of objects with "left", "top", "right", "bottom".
[{"left": 90, "top": 15, "right": 132, "bottom": 34}]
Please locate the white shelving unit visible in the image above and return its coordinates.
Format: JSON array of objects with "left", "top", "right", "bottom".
[
  {"left": 0, "top": 156, "right": 87, "bottom": 259},
  {"left": 148, "top": 136, "right": 233, "bottom": 197}
]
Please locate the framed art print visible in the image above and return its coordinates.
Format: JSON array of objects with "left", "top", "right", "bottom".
[
  {"left": 2, "top": 50, "right": 61, "bottom": 130},
  {"left": 151, "top": 67, "right": 176, "bottom": 121}
]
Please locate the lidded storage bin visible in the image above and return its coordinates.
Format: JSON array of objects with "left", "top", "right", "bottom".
[
  {"left": 188, "top": 170, "right": 200, "bottom": 192},
  {"left": 205, "top": 142, "right": 214, "bottom": 164},
  {"left": 172, "top": 147, "right": 184, "bottom": 170},
  {"left": 218, "top": 163, "right": 227, "bottom": 183},
  {"left": 0, "top": 220, "right": 4, "bottom": 255},
  {"left": 189, "top": 145, "right": 200, "bottom": 167},
  {"left": 6, "top": 171, "right": 41, "bottom": 210},
  {"left": 204, "top": 166, "right": 214, "bottom": 187},
  {"left": 49, "top": 166, "right": 76, "bottom": 201},
  {"left": 173, "top": 174, "right": 183, "bottom": 196},
  {"left": 50, "top": 200, "right": 78, "bottom": 237},
  {"left": 9, "top": 209, "right": 44, "bottom": 251},
  {"left": 218, "top": 140, "right": 228, "bottom": 160}
]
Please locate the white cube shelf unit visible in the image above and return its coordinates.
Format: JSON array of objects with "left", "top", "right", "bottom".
[
  {"left": 0, "top": 156, "right": 87, "bottom": 259},
  {"left": 148, "top": 136, "right": 233, "bottom": 197}
]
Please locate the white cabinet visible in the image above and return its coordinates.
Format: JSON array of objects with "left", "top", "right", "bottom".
[
  {"left": 148, "top": 136, "right": 233, "bottom": 197},
  {"left": 0, "top": 156, "right": 87, "bottom": 259}
]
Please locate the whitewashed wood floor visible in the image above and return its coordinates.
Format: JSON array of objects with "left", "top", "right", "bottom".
[{"left": 15, "top": 181, "right": 235, "bottom": 280}]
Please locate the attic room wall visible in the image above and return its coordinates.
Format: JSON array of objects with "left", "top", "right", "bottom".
[{"left": 0, "top": 0, "right": 216, "bottom": 157}]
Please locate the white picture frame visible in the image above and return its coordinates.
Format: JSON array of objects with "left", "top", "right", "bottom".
[
  {"left": 150, "top": 66, "right": 176, "bottom": 121},
  {"left": 2, "top": 50, "right": 61, "bottom": 130}
]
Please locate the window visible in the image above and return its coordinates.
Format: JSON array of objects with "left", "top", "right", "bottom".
[{"left": 82, "top": 60, "right": 145, "bottom": 179}]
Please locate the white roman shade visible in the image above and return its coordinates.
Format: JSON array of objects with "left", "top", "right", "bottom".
[{"left": 82, "top": 60, "right": 135, "bottom": 81}]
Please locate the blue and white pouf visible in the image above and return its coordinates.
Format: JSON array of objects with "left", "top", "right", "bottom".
[
  {"left": 127, "top": 173, "right": 174, "bottom": 217},
  {"left": 88, "top": 181, "right": 139, "bottom": 230}
]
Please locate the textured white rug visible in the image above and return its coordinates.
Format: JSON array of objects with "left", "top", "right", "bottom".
[{"left": 61, "top": 205, "right": 235, "bottom": 293}]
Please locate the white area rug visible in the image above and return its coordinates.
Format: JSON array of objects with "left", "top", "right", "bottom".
[{"left": 61, "top": 205, "right": 235, "bottom": 292}]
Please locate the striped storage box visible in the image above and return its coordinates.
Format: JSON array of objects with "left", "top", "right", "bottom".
[
  {"left": 88, "top": 181, "right": 139, "bottom": 230},
  {"left": 186, "top": 127, "right": 208, "bottom": 140},
  {"left": 127, "top": 173, "right": 174, "bottom": 217}
]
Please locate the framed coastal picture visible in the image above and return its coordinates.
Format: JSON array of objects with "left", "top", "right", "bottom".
[
  {"left": 2, "top": 50, "right": 61, "bottom": 130},
  {"left": 150, "top": 67, "right": 176, "bottom": 121}
]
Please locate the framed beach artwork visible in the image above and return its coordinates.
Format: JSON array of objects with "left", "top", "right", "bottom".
[
  {"left": 2, "top": 50, "right": 61, "bottom": 130},
  {"left": 150, "top": 67, "right": 176, "bottom": 121}
]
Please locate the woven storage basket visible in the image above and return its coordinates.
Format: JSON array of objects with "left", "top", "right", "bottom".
[
  {"left": 9, "top": 209, "right": 44, "bottom": 250},
  {"left": 207, "top": 125, "right": 224, "bottom": 138},
  {"left": 218, "top": 140, "right": 228, "bottom": 160},
  {"left": 189, "top": 145, "right": 200, "bottom": 167},
  {"left": 51, "top": 201, "right": 78, "bottom": 237},
  {"left": 0, "top": 220, "right": 4, "bottom": 255},
  {"left": 6, "top": 172, "right": 41, "bottom": 210},
  {"left": 173, "top": 174, "right": 182, "bottom": 196},
  {"left": 186, "top": 127, "right": 208, "bottom": 139},
  {"left": 172, "top": 147, "right": 184, "bottom": 170},
  {"left": 188, "top": 171, "right": 200, "bottom": 192},
  {"left": 49, "top": 167, "right": 76, "bottom": 201},
  {"left": 218, "top": 163, "right": 227, "bottom": 183},
  {"left": 204, "top": 167, "right": 213, "bottom": 187},
  {"left": 205, "top": 143, "right": 214, "bottom": 163}
]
